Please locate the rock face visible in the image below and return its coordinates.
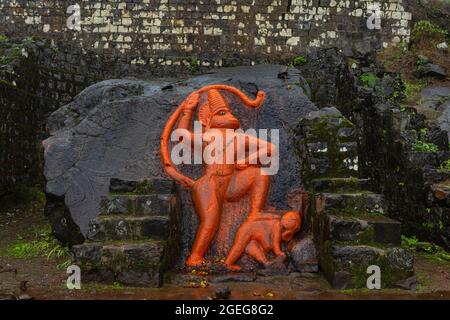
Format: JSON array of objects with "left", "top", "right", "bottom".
[
  {"left": 43, "top": 65, "right": 317, "bottom": 263},
  {"left": 420, "top": 86, "right": 450, "bottom": 141},
  {"left": 288, "top": 234, "right": 318, "bottom": 273}
]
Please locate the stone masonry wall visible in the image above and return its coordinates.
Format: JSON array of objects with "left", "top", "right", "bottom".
[{"left": 1, "top": 0, "right": 413, "bottom": 72}]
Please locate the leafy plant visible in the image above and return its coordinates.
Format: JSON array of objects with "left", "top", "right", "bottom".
[
  {"left": 402, "top": 235, "right": 450, "bottom": 262},
  {"left": 412, "top": 20, "right": 448, "bottom": 48},
  {"left": 411, "top": 140, "right": 438, "bottom": 152},
  {"left": 439, "top": 159, "right": 450, "bottom": 171},
  {"left": 403, "top": 80, "right": 424, "bottom": 103},
  {"left": 359, "top": 73, "right": 378, "bottom": 88},
  {"left": 0, "top": 34, "right": 8, "bottom": 42},
  {"left": 187, "top": 57, "right": 200, "bottom": 72},
  {"left": 292, "top": 55, "right": 307, "bottom": 67},
  {"left": 3, "top": 225, "right": 71, "bottom": 269},
  {"left": 416, "top": 55, "right": 429, "bottom": 67},
  {"left": 413, "top": 20, "right": 448, "bottom": 39}
]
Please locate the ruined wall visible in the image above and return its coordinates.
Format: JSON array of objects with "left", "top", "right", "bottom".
[
  {"left": 1, "top": 0, "right": 413, "bottom": 72},
  {"left": 0, "top": 0, "right": 414, "bottom": 199}
]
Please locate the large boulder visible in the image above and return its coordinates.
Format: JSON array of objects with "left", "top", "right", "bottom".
[{"left": 43, "top": 65, "right": 318, "bottom": 260}]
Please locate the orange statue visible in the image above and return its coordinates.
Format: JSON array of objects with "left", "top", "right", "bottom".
[
  {"left": 224, "top": 211, "right": 302, "bottom": 271},
  {"left": 160, "top": 85, "right": 276, "bottom": 267}
]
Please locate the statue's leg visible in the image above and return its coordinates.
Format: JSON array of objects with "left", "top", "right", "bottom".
[
  {"left": 225, "top": 223, "right": 252, "bottom": 271},
  {"left": 187, "top": 175, "right": 225, "bottom": 267},
  {"left": 245, "top": 240, "right": 269, "bottom": 266},
  {"left": 226, "top": 166, "right": 270, "bottom": 218}
]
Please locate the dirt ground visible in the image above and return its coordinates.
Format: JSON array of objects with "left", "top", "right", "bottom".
[{"left": 1, "top": 209, "right": 449, "bottom": 300}]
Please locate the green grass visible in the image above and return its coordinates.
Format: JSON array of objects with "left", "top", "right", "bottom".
[
  {"left": 401, "top": 235, "right": 450, "bottom": 263},
  {"left": 292, "top": 55, "right": 307, "bottom": 67},
  {"left": 403, "top": 80, "right": 425, "bottom": 104},
  {"left": 439, "top": 159, "right": 450, "bottom": 171},
  {"left": 411, "top": 140, "right": 439, "bottom": 152},
  {"left": 360, "top": 73, "right": 378, "bottom": 88},
  {"left": 2, "top": 225, "right": 71, "bottom": 269},
  {"left": 187, "top": 57, "right": 200, "bottom": 72},
  {"left": 412, "top": 20, "right": 448, "bottom": 41}
]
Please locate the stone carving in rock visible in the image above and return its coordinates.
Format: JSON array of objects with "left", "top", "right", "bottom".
[
  {"left": 160, "top": 84, "right": 304, "bottom": 268},
  {"left": 43, "top": 66, "right": 318, "bottom": 266}
]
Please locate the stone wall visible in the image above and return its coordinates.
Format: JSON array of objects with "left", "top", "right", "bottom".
[
  {"left": 1, "top": 0, "right": 413, "bottom": 73},
  {"left": 297, "top": 48, "right": 450, "bottom": 251},
  {"left": 0, "top": 0, "right": 415, "bottom": 194}
]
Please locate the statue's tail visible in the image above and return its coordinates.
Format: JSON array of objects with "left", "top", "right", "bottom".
[{"left": 160, "top": 84, "right": 266, "bottom": 189}]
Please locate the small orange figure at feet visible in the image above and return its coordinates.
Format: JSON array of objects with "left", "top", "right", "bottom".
[{"left": 225, "top": 211, "right": 302, "bottom": 270}]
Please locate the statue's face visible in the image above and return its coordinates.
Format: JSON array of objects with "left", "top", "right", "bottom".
[{"left": 209, "top": 108, "right": 240, "bottom": 129}]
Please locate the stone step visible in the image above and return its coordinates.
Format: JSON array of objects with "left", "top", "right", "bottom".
[
  {"left": 71, "top": 240, "right": 165, "bottom": 287},
  {"left": 324, "top": 215, "right": 401, "bottom": 245},
  {"left": 87, "top": 216, "right": 169, "bottom": 241},
  {"left": 319, "top": 243, "right": 414, "bottom": 289},
  {"left": 99, "top": 194, "right": 176, "bottom": 216},
  {"left": 311, "top": 177, "right": 372, "bottom": 193},
  {"left": 109, "top": 178, "right": 174, "bottom": 194},
  {"left": 320, "top": 192, "right": 386, "bottom": 214}
]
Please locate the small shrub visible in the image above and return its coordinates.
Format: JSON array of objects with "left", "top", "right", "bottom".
[
  {"left": 413, "top": 20, "right": 448, "bottom": 39},
  {"left": 292, "top": 55, "right": 307, "bottom": 67},
  {"left": 359, "top": 73, "right": 378, "bottom": 88},
  {"left": 187, "top": 57, "right": 200, "bottom": 72},
  {"left": 439, "top": 159, "right": 450, "bottom": 171},
  {"left": 403, "top": 80, "right": 424, "bottom": 103},
  {"left": 411, "top": 140, "right": 438, "bottom": 152},
  {"left": 412, "top": 20, "right": 448, "bottom": 47},
  {"left": 416, "top": 55, "right": 429, "bottom": 67}
]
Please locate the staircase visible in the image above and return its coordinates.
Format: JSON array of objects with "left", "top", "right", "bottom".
[
  {"left": 299, "top": 108, "right": 414, "bottom": 289},
  {"left": 71, "top": 179, "right": 181, "bottom": 287}
]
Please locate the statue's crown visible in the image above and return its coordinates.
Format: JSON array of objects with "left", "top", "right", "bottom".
[{"left": 207, "top": 89, "right": 230, "bottom": 113}]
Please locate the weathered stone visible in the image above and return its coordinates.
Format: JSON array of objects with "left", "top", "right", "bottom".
[
  {"left": 215, "top": 286, "right": 231, "bottom": 300},
  {"left": 331, "top": 271, "right": 352, "bottom": 290},
  {"left": 288, "top": 234, "right": 319, "bottom": 273},
  {"left": 117, "top": 269, "right": 160, "bottom": 287},
  {"left": 298, "top": 107, "right": 359, "bottom": 183},
  {"left": 72, "top": 241, "right": 164, "bottom": 287},
  {"left": 418, "top": 63, "right": 447, "bottom": 80},
  {"left": 386, "top": 247, "right": 414, "bottom": 271},
  {"left": 327, "top": 215, "right": 365, "bottom": 241},
  {"left": 87, "top": 216, "right": 169, "bottom": 241},
  {"left": 109, "top": 178, "right": 137, "bottom": 193},
  {"left": 430, "top": 182, "right": 450, "bottom": 205},
  {"left": 321, "top": 192, "right": 386, "bottom": 214},
  {"left": 209, "top": 274, "right": 257, "bottom": 283},
  {"left": 109, "top": 178, "right": 174, "bottom": 195},
  {"left": 320, "top": 244, "right": 414, "bottom": 289},
  {"left": 99, "top": 194, "right": 174, "bottom": 217},
  {"left": 393, "top": 275, "right": 418, "bottom": 291},
  {"left": 323, "top": 215, "right": 401, "bottom": 244},
  {"left": 311, "top": 177, "right": 372, "bottom": 193}
]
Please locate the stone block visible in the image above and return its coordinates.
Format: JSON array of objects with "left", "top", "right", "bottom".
[{"left": 288, "top": 234, "right": 319, "bottom": 273}]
